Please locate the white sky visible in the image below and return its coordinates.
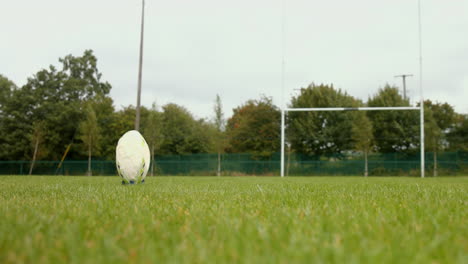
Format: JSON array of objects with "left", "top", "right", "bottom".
[{"left": 1, "top": 0, "right": 467, "bottom": 119}]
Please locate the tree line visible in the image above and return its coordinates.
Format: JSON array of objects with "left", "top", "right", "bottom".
[{"left": 1, "top": 50, "right": 467, "bottom": 174}]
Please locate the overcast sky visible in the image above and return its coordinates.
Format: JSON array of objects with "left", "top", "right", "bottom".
[{"left": 2, "top": 0, "right": 467, "bottom": 119}]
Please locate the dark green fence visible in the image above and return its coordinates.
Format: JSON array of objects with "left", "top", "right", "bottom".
[
  {"left": 287, "top": 152, "right": 468, "bottom": 176},
  {"left": 1, "top": 152, "right": 467, "bottom": 176}
]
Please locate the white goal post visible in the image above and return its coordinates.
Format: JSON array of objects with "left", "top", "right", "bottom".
[
  {"left": 280, "top": 106, "right": 425, "bottom": 178},
  {"left": 277, "top": 1, "right": 426, "bottom": 178}
]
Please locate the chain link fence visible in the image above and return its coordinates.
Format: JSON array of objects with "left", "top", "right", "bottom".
[{"left": 1, "top": 152, "right": 467, "bottom": 176}]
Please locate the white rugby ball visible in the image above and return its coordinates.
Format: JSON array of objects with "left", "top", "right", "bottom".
[{"left": 116, "top": 130, "right": 150, "bottom": 184}]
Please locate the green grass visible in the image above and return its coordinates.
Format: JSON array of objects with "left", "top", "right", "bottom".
[{"left": 0, "top": 176, "right": 467, "bottom": 263}]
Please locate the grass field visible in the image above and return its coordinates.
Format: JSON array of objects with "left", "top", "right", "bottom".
[{"left": 0, "top": 176, "right": 467, "bottom": 263}]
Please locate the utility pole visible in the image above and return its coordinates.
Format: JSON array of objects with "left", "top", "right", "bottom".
[
  {"left": 135, "top": 0, "right": 145, "bottom": 131},
  {"left": 394, "top": 74, "right": 413, "bottom": 101}
]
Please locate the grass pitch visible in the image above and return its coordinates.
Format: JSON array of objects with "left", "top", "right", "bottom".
[{"left": 0, "top": 176, "right": 467, "bottom": 263}]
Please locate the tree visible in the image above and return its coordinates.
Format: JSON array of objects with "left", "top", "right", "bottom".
[
  {"left": 423, "top": 105, "right": 441, "bottom": 176},
  {"left": 427, "top": 101, "right": 456, "bottom": 132},
  {"left": 367, "top": 85, "right": 419, "bottom": 154},
  {"left": 191, "top": 119, "right": 217, "bottom": 154},
  {"left": 0, "top": 75, "right": 18, "bottom": 159},
  {"left": 160, "top": 104, "right": 214, "bottom": 155},
  {"left": 142, "top": 103, "right": 162, "bottom": 176},
  {"left": 351, "top": 112, "right": 374, "bottom": 177},
  {"left": 213, "top": 94, "right": 226, "bottom": 176},
  {"left": 424, "top": 100, "right": 456, "bottom": 152},
  {"left": 226, "top": 96, "right": 280, "bottom": 158},
  {"left": 78, "top": 103, "right": 100, "bottom": 176},
  {"left": 447, "top": 114, "right": 468, "bottom": 151},
  {"left": 88, "top": 95, "right": 116, "bottom": 160},
  {"left": 0, "top": 74, "right": 15, "bottom": 112},
  {"left": 0, "top": 50, "right": 112, "bottom": 161},
  {"left": 287, "top": 84, "right": 359, "bottom": 157},
  {"left": 102, "top": 105, "right": 151, "bottom": 161},
  {"left": 0, "top": 82, "right": 37, "bottom": 160},
  {"left": 28, "top": 121, "right": 47, "bottom": 175},
  {"left": 59, "top": 50, "right": 111, "bottom": 99}
]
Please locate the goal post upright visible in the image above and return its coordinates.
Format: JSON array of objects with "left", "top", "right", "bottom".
[
  {"left": 278, "top": 1, "right": 425, "bottom": 178},
  {"left": 280, "top": 110, "right": 286, "bottom": 177},
  {"left": 420, "top": 100, "right": 425, "bottom": 178},
  {"left": 280, "top": 106, "right": 424, "bottom": 178},
  {"left": 418, "top": 0, "right": 425, "bottom": 178}
]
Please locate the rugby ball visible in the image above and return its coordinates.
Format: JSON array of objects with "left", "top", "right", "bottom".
[{"left": 116, "top": 130, "right": 150, "bottom": 184}]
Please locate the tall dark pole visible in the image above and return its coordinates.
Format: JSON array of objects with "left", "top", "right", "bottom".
[
  {"left": 418, "top": 0, "right": 425, "bottom": 178},
  {"left": 395, "top": 74, "right": 413, "bottom": 101},
  {"left": 135, "top": 0, "right": 145, "bottom": 131}
]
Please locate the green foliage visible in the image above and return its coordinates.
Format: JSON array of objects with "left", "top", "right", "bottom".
[
  {"left": 113, "top": 106, "right": 138, "bottom": 135},
  {"left": 226, "top": 96, "right": 280, "bottom": 158},
  {"left": 213, "top": 94, "right": 227, "bottom": 175},
  {"left": 423, "top": 105, "right": 441, "bottom": 152},
  {"left": 142, "top": 103, "right": 163, "bottom": 175},
  {"left": 0, "top": 76, "right": 19, "bottom": 159},
  {"left": 367, "top": 85, "right": 419, "bottom": 153},
  {"left": 212, "top": 94, "right": 227, "bottom": 153},
  {"left": 78, "top": 103, "right": 101, "bottom": 154},
  {"left": 78, "top": 103, "right": 100, "bottom": 176},
  {"left": 423, "top": 100, "right": 456, "bottom": 152},
  {"left": 98, "top": 105, "right": 153, "bottom": 159},
  {"left": 0, "top": 176, "right": 467, "bottom": 263},
  {"left": 1, "top": 49, "right": 467, "bottom": 162},
  {"left": 142, "top": 103, "right": 162, "bottom": 154},
  {"left": 424, "top": 100, "right": 456, "bottom": 131},
  {"left": 59, "top": 50, "right": 111, "bottom": 98},
  {"left": 288, "top": 84, "right": 359, "bottom": 156},
  {"left": 448, "top": 114, "right": 468, "bottom": 151},
  {"left": 213, "top": 94, "right": 225, "bottom": 132},
  {"left": 160, "top": 104, "right": 214, "bottom": 155},
  {"left": 103, "top": 106, "right": 138, "bottom": 160},
  {"left": 78, "top": 104, "right": 100, "bottom": 151},
  {"left": 0, "top": 77, "right": 39, "bottom": 160},
  {"left": 0, "top": 50, "right": 112, "bottom": 161},
  {"left": 351, "top": 111, "right": 374, "bottom": 153},
  {"left": 28, "top": 121, "right": 48, "bottom": 175},
  {"left": 88, "top": 95, "right": 116, "bottom": 160},
  {"left": 0, "top": 74, "right": 15, "bottom": 111},
  {"left": 29, "top": 121, "right": 48, "bottom": 159}
]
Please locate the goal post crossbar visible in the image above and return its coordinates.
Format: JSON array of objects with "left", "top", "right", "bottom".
[
  {"left": 285, "top": 106, "right": 420, "bottom": 112},
  {"left": 280, "top": 106, "right": 424, "bottom": 178}
]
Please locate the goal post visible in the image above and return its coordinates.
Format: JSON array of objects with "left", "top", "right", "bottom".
[
  {"left": 277, "top": 1, "right": 426, "bottom": 178},
  {"left": 280, "top": 106, "right": 425, "bottom": 178}
]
